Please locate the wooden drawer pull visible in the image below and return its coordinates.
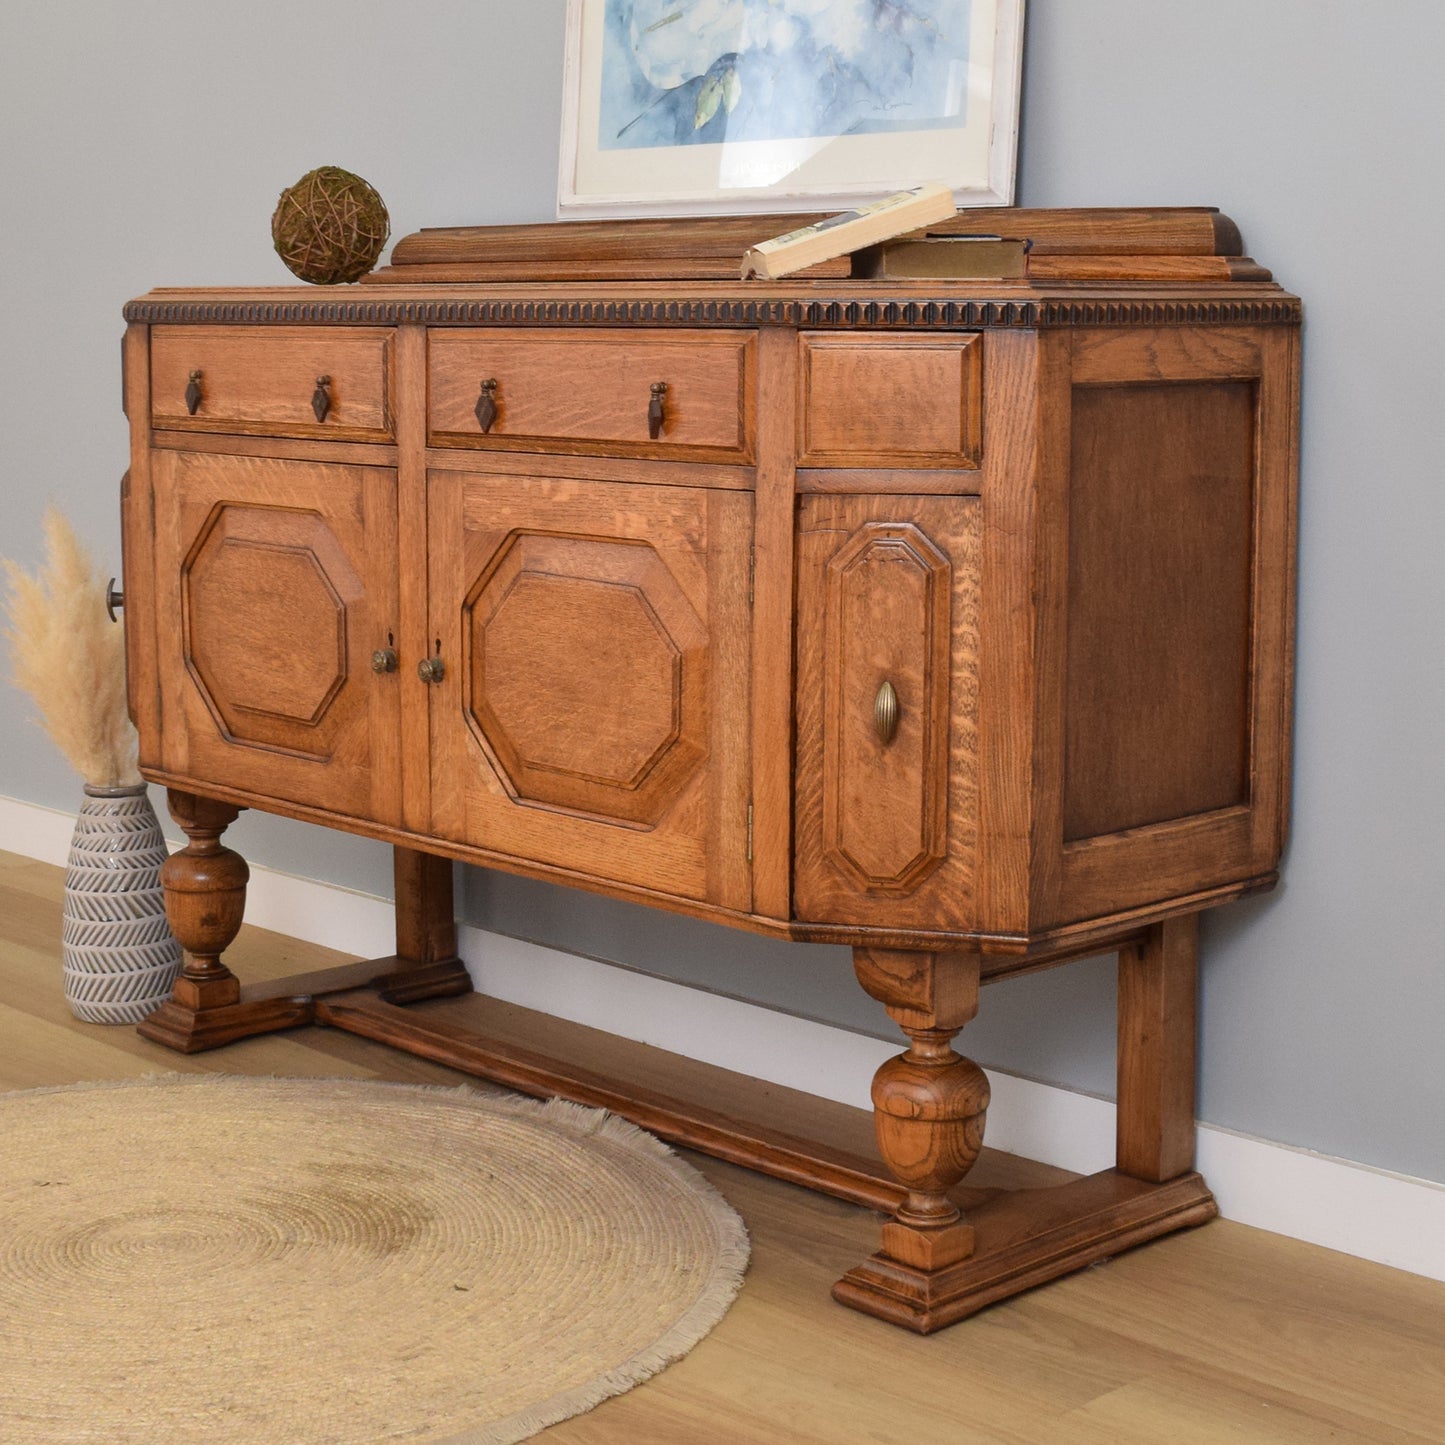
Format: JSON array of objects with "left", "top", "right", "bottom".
[
  {"left": 185, "top": 370, "right": 203, "bottom": 416},
  {"left": 648, "top": 381, "right": 668, "bottom": 440},
  {"left": 474, "top": 378, "right": 499, "bottom": 433},
  {"left": 874, "top": 680, "right": 900, "bottom": 746},
  {"left": 311, "top": 375, "right": 332, "bottom": 423}
]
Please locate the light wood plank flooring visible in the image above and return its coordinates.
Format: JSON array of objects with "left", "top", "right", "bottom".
[{"left": 2, "top": 848, "right": 1442, "bottom": 1443}]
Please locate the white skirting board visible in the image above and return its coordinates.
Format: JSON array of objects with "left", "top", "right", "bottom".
[{"left": 4, "top": 791, "right": 1442, "bottom": 1284}]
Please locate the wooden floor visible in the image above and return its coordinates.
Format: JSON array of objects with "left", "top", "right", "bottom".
[{"left": 3, "top": 848, "right": 1443, "bottom": 1444}]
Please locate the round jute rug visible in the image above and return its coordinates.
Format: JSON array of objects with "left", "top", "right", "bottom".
[{"left": 0, "top": 1075, "right": 750, "bottom": 1443}]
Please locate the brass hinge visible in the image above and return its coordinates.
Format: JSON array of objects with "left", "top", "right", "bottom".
[
  {"left": 746, "top": 802, "right": 754, "bottom": 863},
  {"left": 748, "top": 544, "right": 756, "bottom": 608}
]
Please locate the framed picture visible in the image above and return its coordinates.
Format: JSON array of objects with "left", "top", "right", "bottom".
[{"left": 558, "top": 0, "right": 1026, "bottom": 217}]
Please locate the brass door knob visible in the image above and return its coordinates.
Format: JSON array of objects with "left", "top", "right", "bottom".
[
  {"left": 312, "top": 376, "right": 332, "bottom": 423},
  {"left": 371, "top": 647, "right": 398, "bottom": 674},
  {"left": 417, "top": 654, "right": 446, "bottom": 684},
  {"left": 874, "top": 680, "right": 900, "bottom": 745},
  {"left": 648, "top": 381, "right": 668, "bottom": 440},
  {"left": 185, "top": 370, "right": 203, "bottom": 416},
  {"left": 105, "top": 578, "right": 124, "bottom": 623}
]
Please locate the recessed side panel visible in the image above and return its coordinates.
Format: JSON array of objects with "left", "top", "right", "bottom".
[
  {"left": 1064, "top": 381, "right": 1254, "bottom": 842},
  {"left": 1040, "top": 324, "right": 1299, "bottom": 931}
]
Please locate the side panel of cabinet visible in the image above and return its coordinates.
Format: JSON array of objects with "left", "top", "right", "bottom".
[
  {"left": 427, "top": 471, "right": 752, "bottom": 909},
  {"left": 794, "top": 494, "right": 981, "bottom": 930},
  {"left": 150, "top": 450, "right": 402, "bottom": 824},
  {"left": 1033, "top": 325, "right": 1298, "bottom": 927}
]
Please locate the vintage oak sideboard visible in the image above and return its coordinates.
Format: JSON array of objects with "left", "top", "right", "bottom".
[{"left": 119, "top": 208, "right": 1299, "bottom": 1332}]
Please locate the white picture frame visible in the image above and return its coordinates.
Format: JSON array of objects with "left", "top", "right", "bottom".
[{"left": 558, "top": 0, "right": 1025, "bottom": 218}]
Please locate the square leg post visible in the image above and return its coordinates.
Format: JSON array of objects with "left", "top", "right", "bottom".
[
  {"left": 393, "top": 846, "right": 458, "bottom": 965},
  {"left": 1117, "top": 912, "right": 1200, "bottom": 1182}
]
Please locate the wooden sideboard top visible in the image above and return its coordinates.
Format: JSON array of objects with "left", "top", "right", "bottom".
[{"left": 127, "top": 208, "right": 1297, "bottom": 326}]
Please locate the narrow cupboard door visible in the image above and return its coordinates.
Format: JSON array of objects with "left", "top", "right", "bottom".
[{"left": 794, "top": 494, "right": 982, "bottom": 930}]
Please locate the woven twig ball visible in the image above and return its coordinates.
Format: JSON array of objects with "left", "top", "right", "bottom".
[{"left": 271, "top": 166, "right": 390, "bottom": 285}]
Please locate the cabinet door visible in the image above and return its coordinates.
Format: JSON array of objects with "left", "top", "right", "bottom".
[
  {"left": 427, "top": 471, "right": 752, "bottom": 909},
  {"left": 151, "top": 450, "right": 401, "bottom": 823},
  {"left": 794, "top": 495, "right": 982, "bottom": 930}
]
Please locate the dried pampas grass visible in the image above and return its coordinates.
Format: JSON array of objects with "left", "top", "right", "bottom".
[{"left": 3, "top": 508, "right": 139, "bottom": 788}]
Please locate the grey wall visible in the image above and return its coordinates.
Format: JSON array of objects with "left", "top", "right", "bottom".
[{"left": 3, "top": 2, "right": 1441, "bottom": 1181}]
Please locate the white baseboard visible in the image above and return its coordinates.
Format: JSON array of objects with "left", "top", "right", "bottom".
[
  {"left": 0, "top": 793, "right": 77, "bottom": 868},
  {"left": 4, "top": 792, "right": 1441, "bottom": 1284}
]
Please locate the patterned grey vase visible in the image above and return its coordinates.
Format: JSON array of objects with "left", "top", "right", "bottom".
[{"left": 61, "top": 784, "right": 182, "bottom": 1024}]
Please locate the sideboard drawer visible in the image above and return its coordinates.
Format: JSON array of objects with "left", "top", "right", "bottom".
[
  {"left": 427, "top": 328, "right": 756, "bottom": 461},
  {"left": 799, "top": 333, "right": 982, "bottom": 468},
  {"left": 150, "top": 325, "right": 395, "bottom": 441}
]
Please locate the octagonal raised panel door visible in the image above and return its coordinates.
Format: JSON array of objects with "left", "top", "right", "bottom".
[
  {"left": 428, "top": 471, "right": 752, "bottom": 910},
  {"left": 151, "top": 450, "right": 401, "bottom": 825}
]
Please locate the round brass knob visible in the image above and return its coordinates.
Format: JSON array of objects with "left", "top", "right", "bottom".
[
  {"left": 371, "top": 647, "right": 398, "bottom": 674},
  {"left": 417, "top": 655, "right": 446, "bottom": 684}
]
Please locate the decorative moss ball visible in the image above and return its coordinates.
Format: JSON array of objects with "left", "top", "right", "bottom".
[{"left": 271, "top": 166, "right": 390, "bottom": 285}]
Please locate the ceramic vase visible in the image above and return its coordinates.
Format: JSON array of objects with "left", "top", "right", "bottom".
[{"left": 61, "top": 784, "right": 182, "bottom": 1024}]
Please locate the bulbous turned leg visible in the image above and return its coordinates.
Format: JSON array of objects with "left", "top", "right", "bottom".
[
  {"left": 137, "top": 790, "right": 270, "bottom": 1052},
  {"left": 834, "top": 947, "right": 991, "bottom": 1327},
  {"left": 872, "top": 1024, "right": 990, "bottom": 1269},
  {"left": 159, "top": 791, "right": 248, "bottom": 1012}
]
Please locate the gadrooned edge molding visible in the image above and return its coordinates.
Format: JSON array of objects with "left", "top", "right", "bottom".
[
  {"left": 4, "top": 790, "right": 1435, "bottom": 1285},
  {"left": 122, "top": 294, "right": 1302, "bottom": 330}
]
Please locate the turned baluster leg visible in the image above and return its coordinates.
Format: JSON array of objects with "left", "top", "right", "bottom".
[
  {"left": 840, "top": 948, "right": 989, "bottom": 1292},
  {"left": 158, "top": 790, "right": 248, "bottom": 1012},
  {"left": 136, "top": 789, "right": 263, "bottom": 1052}
]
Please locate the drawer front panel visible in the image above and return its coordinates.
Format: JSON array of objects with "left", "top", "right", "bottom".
[
  {"left": 799, "top": 333, "right": 982, "bottom": 468},
  {"left": 151, "top": 325, "right": 394, "bottom": 440},
  {"left": 428, "top": 329, "right": 756, "bottom": 461},
  {"left": 794, "top": 494, "right": 981, "bottom": 930}
]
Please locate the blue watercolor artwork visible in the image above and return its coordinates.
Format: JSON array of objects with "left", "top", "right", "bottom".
[{"left": 598, "top": 0, "right": 973, "bottom": 151}]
